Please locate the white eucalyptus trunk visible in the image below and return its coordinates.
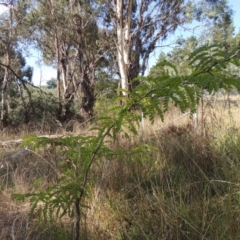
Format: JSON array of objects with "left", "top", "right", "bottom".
[
  {"left": 1, "top": 68, "right": 9, "bottom": 123},
  {"left": 115, "top": 0, "right": 133, "bottom": 95}
]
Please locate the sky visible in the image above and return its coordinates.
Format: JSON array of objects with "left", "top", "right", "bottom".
[
  {"left": 0, "top": 0, "right": 240, "bottom": 85},
  {"left": 147, "top": 0, "right": 240, "bottom": 71}
]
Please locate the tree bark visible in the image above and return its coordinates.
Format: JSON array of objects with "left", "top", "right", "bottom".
[
  {"left": 80, "top": 65, "right": 95, "bottom": 120},
  {"left": 74, "top": 3, "right": 97, "bottom": 121},
  {"left": 115, "top": 0, "right": 133, "bottom": 95},
  {"left": 55, "top": 34, "right": 62, "bottom": 118},
  {"left": 106, "top": 0, "right": 186, "bottom": 96},
  {"left": 73, "top": 198, "right": 80, "bottom": 240},
  {"left": 1, "top": 1, "right": 13, "bottom": 126},
  {"left": 1, "top": 68, "right": 9, "bottom": 125}
]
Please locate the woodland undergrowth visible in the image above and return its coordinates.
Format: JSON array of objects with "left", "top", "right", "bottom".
[{"left": 0, "top": 43, "right": 240, "bottom": 239}]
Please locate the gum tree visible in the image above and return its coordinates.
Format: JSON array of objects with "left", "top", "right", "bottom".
[
  {"left": 25, "top": 0, "right": 107, "bottom": 121},
  {"left": 0, "top": 1, "right": 33, "bottom": 126},
  {"left": 101, "top": 0, "right": 233, "bottom": 96}
]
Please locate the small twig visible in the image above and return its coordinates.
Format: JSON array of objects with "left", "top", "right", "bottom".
[{"left": 10, "top": 217, "right": 18, "bottom": 240}]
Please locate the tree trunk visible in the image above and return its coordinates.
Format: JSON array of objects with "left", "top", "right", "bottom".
[
  {"left": 1, "top": 1, "right": 13, "bottom": 126},
  {"left": 56, "top": 36, "right": 62, "bottom": 118},
  {"left": 73, "top": 198, "right": 80, "bottom": 240},
  {"left": 60, "top": 44, "right": 73, "bottom": 120},
  {"left": 74, "top": 5, "right": 96, "bottom": 121},
  {"left": 115, "top": 0, "right": 133, "bottom": 95},
  {"left": 1, "top": 68, "right": 9, "bottom": 125},
  {"left": 80, "top": 64, "right": 95, "bottom": 120}
]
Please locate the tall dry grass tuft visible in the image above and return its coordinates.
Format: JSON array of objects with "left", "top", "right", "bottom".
[
  {"left": 87, "top": 102, "right": 240, "bottom": 239},
  {"left": 0, "top": 145, "right": 73, "bottom": 240}
]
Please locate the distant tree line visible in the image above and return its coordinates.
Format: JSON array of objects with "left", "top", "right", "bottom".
[{"left": 0, "top": 0, "right": 235, "bottom": 127}]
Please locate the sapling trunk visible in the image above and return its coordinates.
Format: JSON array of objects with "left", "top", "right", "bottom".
[{"left": 73, "top": 198, "right": 81, "bottom": 240}]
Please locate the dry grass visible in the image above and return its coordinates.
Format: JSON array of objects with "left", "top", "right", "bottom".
[
  {"left": 0, "top": 145, "right": 72, "bottom": 240},
  {"left": 0, "top": 94, "right": 240, "bottom": 239},
  {"left": 88, "top": 122, "right": 240, "bottom": 239}
]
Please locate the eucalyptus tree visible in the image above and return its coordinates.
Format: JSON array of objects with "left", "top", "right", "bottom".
[
  {"left": 0, "top": 1, "right": 33, "bottom": 126},
  {"left": 70, "top": 1, "right": 108, "bottom": 120},
  {"left": 99, "top": 0, "right": 191, "bottom": 96},
  {"left": 0, "top": 1, "right": 14, "bottom": 125},
  {"left": 0, "top": 49, "right": 33, "bottom": 124},
  {"left": 100, "top": 0, "right": 233, "bottom": 96},
  {"left": 25, "top": 0, "right": 107, "bottom": 121}
]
